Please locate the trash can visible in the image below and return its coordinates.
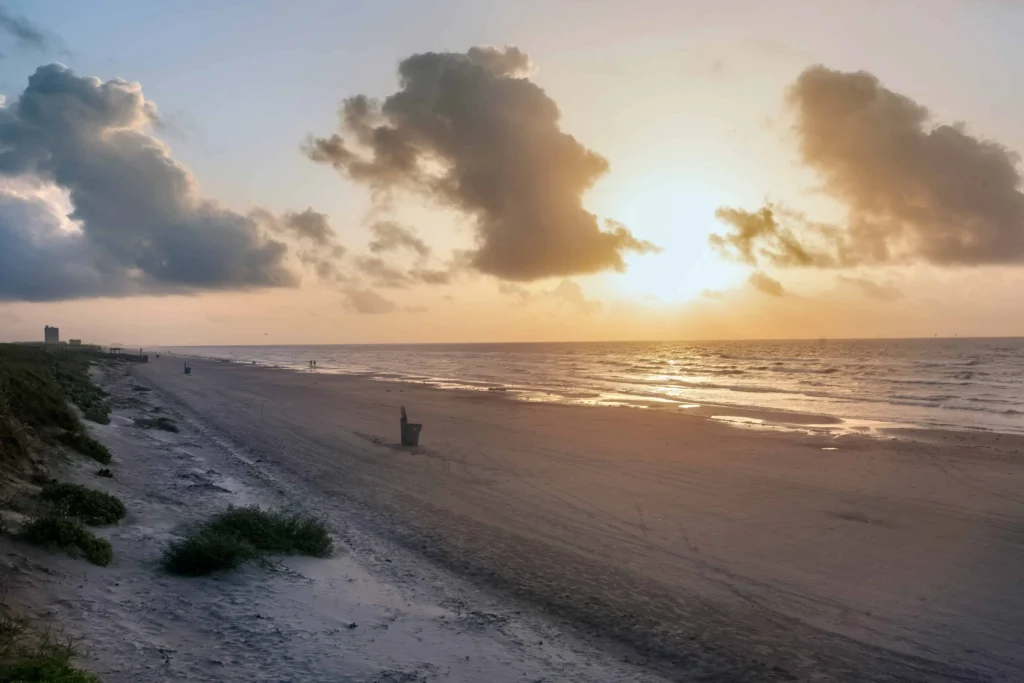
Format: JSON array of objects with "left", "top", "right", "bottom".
[
  {"left": 401, "top": 421, "right": 422, "bottom": 446},
  {"left": 400, "top": 407, "right": 422, "bottom": 446}
]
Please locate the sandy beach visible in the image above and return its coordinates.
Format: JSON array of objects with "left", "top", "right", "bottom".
[
  {"left": 123, "top": 355, "right": 1024, "bottom": 681},
  {"left": 5, "top": 360, "right": 663, "bottom": 683}
]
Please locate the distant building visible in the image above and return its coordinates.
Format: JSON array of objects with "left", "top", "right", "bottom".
[
  {"left": 44, "top": 325, "right": 59, "bottom": 344},
  {"left": 69, "top": 339, "right": 82, "bottom": 346}
]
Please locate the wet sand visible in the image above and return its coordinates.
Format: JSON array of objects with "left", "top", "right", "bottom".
[{"left": 137, "top": 355, "right": 1024, "bottom": 681}]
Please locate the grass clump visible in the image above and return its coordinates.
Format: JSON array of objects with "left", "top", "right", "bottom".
[
  {"left": 41, "top": 483, "right": 125, "bottom": 526},
  {"left": 94, "top": 469, "right": 113, "bottom": 479},
  {"left": 0, "top": 659, "right": 101, "bottom": 682},
  {"left": 20, "top": 514, "right": 113, "bottom": 566},
  {"left": 132, "top": 416, "right": 177, "bottom": 433},
  {"left": 162, "top": 529, "right": 256, "bottom": 576},
  {"left": 0, "top": 608, "right": 100, "bottom": 683},
  {"left": 57, "top": 431, "right": 111, "bottom": 465},
  {"left": 164, "top": 506, "right": 332, "bottom": 576}
]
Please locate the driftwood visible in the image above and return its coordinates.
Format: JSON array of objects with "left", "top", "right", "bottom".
[{"left": 400, "top": 406, "right": 422, "bottom": 446}]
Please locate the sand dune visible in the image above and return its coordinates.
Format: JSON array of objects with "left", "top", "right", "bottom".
[{"left": 138, "top": 356, "right": 1024, "bottom": 681}]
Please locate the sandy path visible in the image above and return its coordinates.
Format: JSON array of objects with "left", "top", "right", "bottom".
[{"left": 137, "top": 356, "right": 1024, "bottom": 681}]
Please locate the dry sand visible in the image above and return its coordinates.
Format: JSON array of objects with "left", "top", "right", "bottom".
[{"left": 73, "top": 354, "right": 1024, "bottom": 681}]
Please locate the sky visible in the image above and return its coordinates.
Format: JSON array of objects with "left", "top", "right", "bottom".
[{"left": 1, "top": 0, "right": 1023, "bottom": 345}]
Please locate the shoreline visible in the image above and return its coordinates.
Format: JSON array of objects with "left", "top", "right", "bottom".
[
  {"left": 132, "top": 354, "right": 1024, "bottom": 681},
  {"left": 159, "top": 348, "right": 1024, "bottom": 440}
]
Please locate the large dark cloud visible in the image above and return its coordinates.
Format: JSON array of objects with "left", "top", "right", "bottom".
[
  {"left": 711, "top": 65, "right": 1024, "bottom": 267},
  {"left": 307, "top": 46, "right": 656, "bottom": 281},
  {"left": 0, "top": 64, "right": 302, "bottom": 300}
]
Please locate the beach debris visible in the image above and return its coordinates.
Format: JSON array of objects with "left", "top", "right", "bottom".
[{"left": 400, "top": 407, "right": 422, "bottom": 446}]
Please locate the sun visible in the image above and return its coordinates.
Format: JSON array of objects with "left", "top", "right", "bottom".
[{"left": 590, "top": 171, "right": 746, "bottom": 303}]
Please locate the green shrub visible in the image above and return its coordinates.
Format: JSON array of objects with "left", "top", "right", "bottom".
[
  {"left": 164, "top": 506, "right": 332, "bottom": 576},
  {"left": 20, "top": 515, "right": 113, "bottom": 566},
  {"left": 132, "top": 417, "right": 177, "bottom": 433},
  {"left": 163, "top": 529, "right": 256, "bottom": 576},
  {"left": 41, "top": 483, "right": 125, "bottom": 526},
  {"left": 81, "top": 404, "right": 110, "bottom": 426},
  {"left": 57, "top": 432, "right": 111, "bottom": 465}
]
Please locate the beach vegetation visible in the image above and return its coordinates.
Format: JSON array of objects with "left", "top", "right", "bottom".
[
  {"left": 20, "top": 514, "right": 113, "bottom": 567},
  {"left": 0, "top": 345, "right": 111, "bottom": 462},
  {"left": 132, "top": 416, "right": 178, "bottom": 433},
  {"left": 40, "top": 483, "right": 125, "bottom": 526},
  {"left": 56, "top": 431, "right": 111, "bottom": 465},
  {"left": 164, "top": 506, "right": 332, "bottom": 576},
  {"left": 0, "top": 604, "right": 99, "bottom": 683}
]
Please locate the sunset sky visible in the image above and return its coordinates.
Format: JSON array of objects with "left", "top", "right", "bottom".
[{"left": 1, "top": 0, "right": 1023, "bottom": 345}]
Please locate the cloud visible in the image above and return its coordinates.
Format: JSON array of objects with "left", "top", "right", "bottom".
[
  {"left": 0, "top": 64, "right": 303, "bottom": 301},
  {"left": 340, "top": 286, "right": 426, "bottom": 314},
  {"left": 710, "top": 206, "right": 838, "bottom": 267},
  {"left": 747, "top": 271, "right": 785, "bottom": 297},
  {"left": 711, "top": 65, "right": 1024, "bottom": 268},
  {"left": 354, "top": 255, "right": 411, "bottom": 287},
  {"left": 498, "top": 279, "right": 601, "bottom": 314},
  {"left": 253, "top": 206, "right": 346, "bottom": 282},
  {"left": 341, "top": 287, "right": 397, "bottom": 314},
  {"left": 281, "top": 208, "right": 337, "bottom": 247},
  {"left": 353, "top": 254, "right": 456, "bottom": 288},
  {"left": 498, "top": 282, "right": 532, "bottom": 306},
  {"left": 307, "top": 45, "right": 657, "bottom": 281},
  {"left": 551, "top": 280, "right": 601, "bottom": 314},
  {"left": 0, "top": 5, "right": 51, "bottom": 52},
  {"left": 368, "top": 220, "right": 429, "bottom": 258},
  {"left": 837, "top": 275, "right": 903, "bottom": 301}
]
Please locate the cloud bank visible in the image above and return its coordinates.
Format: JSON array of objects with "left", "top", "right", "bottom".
[
  {"left": 0, "top": 64, "right": 309, "bottom": 301},
  {"left": 307, "top": 45, "right": 656, "bottom": 281},
  {"left": 712, "top": 65, "right": 1024, "bottom": 268}
]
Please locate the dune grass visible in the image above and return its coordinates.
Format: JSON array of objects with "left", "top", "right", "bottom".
[
  {"left": 0, "top": 607, "right": 99, "bottom": 683},
  {"left": 40, "top": 483, "right": 125, "bottom": 526},
  {"left": 0, "top": 345, "right": 112, "bottom": 467},
  {"left": 164, "top": 506, "right": 332, "bottom": 576},
  {"left": 56, "top": 431, "right": 111, "bottom": 465},
  {"left": 20, "top": 514, "right": 113, "bottom": 567},
  {"left": 132, "top": 416, "right": 178, "bottom": 433}
]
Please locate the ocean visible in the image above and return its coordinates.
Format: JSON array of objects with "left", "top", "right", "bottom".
[{"left": 158, "top": 338, "right": 1024, "bottom": 435}]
